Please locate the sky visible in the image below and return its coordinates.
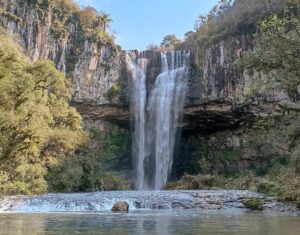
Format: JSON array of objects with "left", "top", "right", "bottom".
[{"left": 75, "top": 0, "right": 219, "bottom": 50}]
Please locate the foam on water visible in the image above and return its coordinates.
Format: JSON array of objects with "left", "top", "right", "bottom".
[{"left": 1, "top": 190, "right": 295, "bottom": 214}]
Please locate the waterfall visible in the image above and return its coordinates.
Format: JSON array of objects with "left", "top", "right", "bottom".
[
  {"left": 128, "top": 50, "right": 190, "bottom": 190},
  {"left": 148, "top": 51, "right": 189, "bottom": 189},
  {"left": 126, "top": 52, "right": 147, "bottom": 190}
]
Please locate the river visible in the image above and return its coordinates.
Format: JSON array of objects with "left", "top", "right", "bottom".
[
  {"left": 0, "top": 190, "right": 299, "bottom": 234},
  {"left": 1, "top": 210, "right": 300, "bottom": 235}
]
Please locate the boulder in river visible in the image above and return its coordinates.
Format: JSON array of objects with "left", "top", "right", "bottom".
[{"left": 111, "top": 201, "right": 129, "bottom": 212}]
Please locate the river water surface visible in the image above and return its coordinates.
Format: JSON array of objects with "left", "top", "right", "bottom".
[
  {"left": 1, "top": 210, "right": 300, "bottom": 235},
  {"left": 0, "top": 191, "right": 299, "bottom": 234}
]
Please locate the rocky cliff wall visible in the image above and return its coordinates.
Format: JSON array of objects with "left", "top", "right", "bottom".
[
  {"left": 187, "top": 35, "right": 252, "bottom": 104},
  {"left": 0, "top": 0, "right": 121, "bottom": 105},
  {"left": 0, "top": 1, "right": 291, "bottom": 134},
  {"left": 188, "top": 34, "right": 290, "bottom": 104},
  {"left": 171, "top": 33, "right": 297, "bottom": 180},
  {"left": 180, "top": 33, "right": 294, "bottom": 134}
]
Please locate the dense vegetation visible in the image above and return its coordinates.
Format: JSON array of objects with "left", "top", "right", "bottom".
[
  {"left": 0, "top": 29, "right": 86, "bottom": 195},
  {"left": 183, "top": 0, "right": 292, "bottom": 48},
  {"left": 46, "top": 129, "right": 132, "bottom": 192},
  {"left": 241, "top": 5, "right": 300, "bottom": 101},
  {"left": 0, "top": 28, "right": 131, "bottom": 195},
  {"left": 26, "top": 0, "right": 114, "bottom": 41}
]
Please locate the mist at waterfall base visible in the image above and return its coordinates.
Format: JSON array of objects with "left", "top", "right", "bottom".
[{"left": 127, "top": 50, "right": 190, "bottom": 190}]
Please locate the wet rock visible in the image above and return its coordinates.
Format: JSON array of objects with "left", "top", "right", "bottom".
[
  {"left": 111, "top": 201, "right": 129, "bottom": 212},
  {"left": 207, "top": 204, "right": 222, "bottom": 210},
  {"left": 74, "top": 103, "right": 130, "bottom": 127},
  {"left": 171, "top": 201, "right": 188, "bottom": 208},
  {"left": 151, "top": 203, "right": 170, "bottom": 209},
  {"left": 133, "top": 201, "right": 142, "bottom": 208},
  {"left": 297, "top": 201, "right": 300, "bottom": 210}
]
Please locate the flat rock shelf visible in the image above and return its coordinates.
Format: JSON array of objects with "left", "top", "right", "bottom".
[{"left": 0, "top": 190, "right": 298, "bottom": 214}]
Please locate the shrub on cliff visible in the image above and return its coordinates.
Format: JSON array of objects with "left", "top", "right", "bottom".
[
  {"left": 240, "top": 11, "right": 300, "bottom": 100},
  {"left": 0, "top": 31, "right": 86, "bottom": 195},
  {"left": 160, "top": 34, "right": 182, "bottom": 50}
]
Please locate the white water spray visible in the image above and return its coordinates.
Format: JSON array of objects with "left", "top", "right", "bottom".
[
  {"left": 126, "top": 52, "right": 148, "bottom": 190},
  {"left": 129, "top": 50, "right": 190, "bottom": 190}
]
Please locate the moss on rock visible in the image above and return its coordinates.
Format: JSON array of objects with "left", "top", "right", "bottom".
[
  {"left": 243, "top": 198, "right": 265, "bottom": 211},
  {"left": 257, "top": 180, "right": 281, "bottom": 197}
]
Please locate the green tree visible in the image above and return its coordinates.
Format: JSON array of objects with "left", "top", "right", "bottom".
[
  {"left": 0, "top": 31, "right": 86, "bottom": 195},
  {"left": 78, "top": 7, "right": 99, "bottom": 35},
  {"left": 78, "top": 7, "right": 114, "bottom": 42},
  {"left": 240, "top": 10, "right": 300, "bottom": 100},
  {"left": 46, "top": 129, "right": 131, "bottom": 192},
  {"left": 160, "top": 34, "right": 182, "bottom": 49},
  {"left": 185, "top": 0, "right": 290, "bottom": 48},
  {"left": 100, "top": 13, "right": 113, "bottom": 33}
]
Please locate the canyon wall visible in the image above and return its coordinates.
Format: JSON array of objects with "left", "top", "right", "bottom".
[
  {"left": 0, "top": 0, "right": 121, "bottom": 105},
  {"left": 0, "top": 0, "right": 126, "bottom": 147},
  {"left": 173, "top": 33, "right": 296, "bottom": 180},
  {"left": 0, "top": 1, "right": 284, "bottom": 130}
]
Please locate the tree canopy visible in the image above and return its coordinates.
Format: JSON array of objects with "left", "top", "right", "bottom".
[
  {"left": 160, "top": 34, "right": 182, "bottom": 50},
  {"left": 0, "top": 30, "right": 86, "bottom": 195},
  {"left": 184, "top": 0, "right": 291, "bottom": 48}
]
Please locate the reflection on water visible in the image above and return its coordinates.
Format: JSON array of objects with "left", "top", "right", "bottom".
[{"left": 0, "top": 210, "right": 300, "bottom": 235}]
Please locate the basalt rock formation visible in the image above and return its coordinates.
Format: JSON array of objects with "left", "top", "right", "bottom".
[
  {"left": 120, "top": 39, "right": 286, "bottom": 133},
  {"left": 0, "top": 0, "right": 121, "bottom": 106},
  {"left": 0, "top": 1, "right": 281, "bottom": 133}
]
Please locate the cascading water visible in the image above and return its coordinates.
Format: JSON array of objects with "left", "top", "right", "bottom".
[
  {"left": 128, "top": 50, "right": 190, "bottom": 190},
  {"left": 126, "top": 52, "right": 147, "bottom": 190}
]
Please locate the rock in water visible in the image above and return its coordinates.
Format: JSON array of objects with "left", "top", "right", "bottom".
[{"left": 111, "top": 201, "right": 129, "bottom": 212}]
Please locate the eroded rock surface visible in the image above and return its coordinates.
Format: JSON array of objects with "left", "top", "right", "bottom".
[{"left": 0, "top": 1, "right": 121, "bottom": 105}]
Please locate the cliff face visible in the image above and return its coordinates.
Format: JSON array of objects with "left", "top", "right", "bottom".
[
  {"left": 172, "top": 34, "right": 297, "bottom": 181},
  {"left": 120, "top": 35, "right": 291, "bottom": 134},
  {"left": 0, "top": 0, "right": 121, "bottom": 105},
  {"left": 72, "top": 41, "right": 120, "bottom": 104},
  {"left": 180, "top": 33, "right": 293, "bottom": 134},
  {"left": 187, "top": 35, "right": 254, "bottom": 104},
  {"left": 0, "top": 1, "right": 291, "bottom": 133},
  {"left": 188, "top": 34, "right": 290, "bottom": 104}
]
